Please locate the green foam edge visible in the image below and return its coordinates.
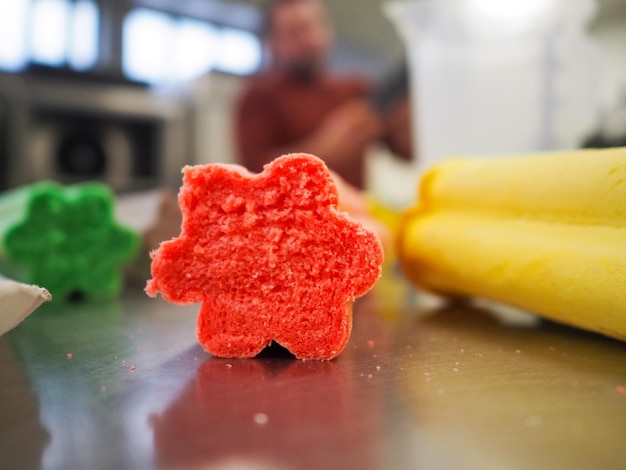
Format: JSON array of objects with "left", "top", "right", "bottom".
[{"left": 0, "top": 181, "right": 140, "bottom": 302}]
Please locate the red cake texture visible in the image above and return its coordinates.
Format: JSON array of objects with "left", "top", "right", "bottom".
[{"left": 146, "top": 153, "right": 384, "bottom": 360}]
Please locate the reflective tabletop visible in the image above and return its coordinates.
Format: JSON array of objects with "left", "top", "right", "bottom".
[{"left": 1, "top": 274, "right": 626, "bottom": 470}]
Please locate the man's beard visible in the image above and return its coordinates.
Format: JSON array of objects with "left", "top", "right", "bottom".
[{"left": 283, "top": 55, "right": 325, "bottom": 81}]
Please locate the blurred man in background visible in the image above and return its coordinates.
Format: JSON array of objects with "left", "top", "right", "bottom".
[{"left": 234, "top": 0, "right": 412, "bottom": 189}]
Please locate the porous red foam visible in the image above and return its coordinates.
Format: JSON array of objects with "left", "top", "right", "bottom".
[{"left": 146, "top": 153, "right": 383, "bottom": 360}]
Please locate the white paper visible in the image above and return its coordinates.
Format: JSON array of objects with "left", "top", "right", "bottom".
[
  {"left": 115, "top": 189, "right": 165, "bottom": 234},
  {"left": 0, "top": 275, "right": 51, "bottom": 335}
]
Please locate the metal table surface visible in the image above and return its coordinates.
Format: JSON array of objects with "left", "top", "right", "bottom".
[{"left": 1, "top": 274, "right": 626, "bottom": 470}]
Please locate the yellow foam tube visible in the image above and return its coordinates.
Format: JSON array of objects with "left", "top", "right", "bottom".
[{"left": 399, "top": 147, "right": 626, "bottom": 341}]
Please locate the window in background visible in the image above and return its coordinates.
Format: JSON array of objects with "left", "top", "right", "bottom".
[
  {"left": 31, "top": 0, "right": 72, "bottom": 66},
  {"left": 216, "top": 28, "right": 262, "bottom": 76},
  {"left": 122, "top": 8, "right": 262, "bottom": 86},
  {"left": 0, "top": 0, "right": 30, "bottom": 71},
  {"left": 69, "top": 0, "right": 100, "bottom": 71},
  {"left": 0, "top": 0, "right": 100, "bottom": 73},
  {"left": 176, "top": 19, "right": 219, "bottom": 82},
  {"left": 122, "top": 9, "right": 175, "bottom": 84}
]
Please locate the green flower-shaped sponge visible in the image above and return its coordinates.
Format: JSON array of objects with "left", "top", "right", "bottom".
[{"left": 0, "top": 182, "right": 140, "bottom": 301}]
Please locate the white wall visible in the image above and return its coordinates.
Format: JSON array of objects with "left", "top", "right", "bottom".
[
  {"left": 183, "top": 72, "right": 245, "bottom": 165},
  {"left": 591, "top": 11, "right": 626, "bottom": 109}
]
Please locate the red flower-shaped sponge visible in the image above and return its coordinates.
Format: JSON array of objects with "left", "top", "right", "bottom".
[{"left": 146, "top": 153, "right": 383, "bottom": 360}]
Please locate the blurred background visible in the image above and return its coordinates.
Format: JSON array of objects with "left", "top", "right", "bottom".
[{"left": 0, "top": 0, "right": 625, "bottom": 206}]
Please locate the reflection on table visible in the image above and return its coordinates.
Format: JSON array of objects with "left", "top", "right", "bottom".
[{"left": 1, "top": 274, "right": 625, "bottom": 469}]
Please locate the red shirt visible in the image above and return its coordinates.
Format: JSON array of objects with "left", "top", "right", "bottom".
[{"left": 234, "top": 72, "right": 370, "bottom": 188}]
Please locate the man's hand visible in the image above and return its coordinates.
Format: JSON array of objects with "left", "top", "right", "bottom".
[
  {"left": 384, "top": 96, "right": 413, "bottom": 160},
  {"left": 309, "top": 100, "right": 384, "bottom": 166}
]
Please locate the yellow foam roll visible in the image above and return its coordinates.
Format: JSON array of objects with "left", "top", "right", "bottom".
[
  {"left": 399, "top": 147, "right": 626, "bottom": 341},
  {"left": 420, "top": 147, "right": 626, "bottom": 226}
]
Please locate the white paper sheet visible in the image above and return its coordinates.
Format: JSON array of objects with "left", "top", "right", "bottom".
[{"left": 0, "top": 275, "right": 51, "bottom": 335}]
